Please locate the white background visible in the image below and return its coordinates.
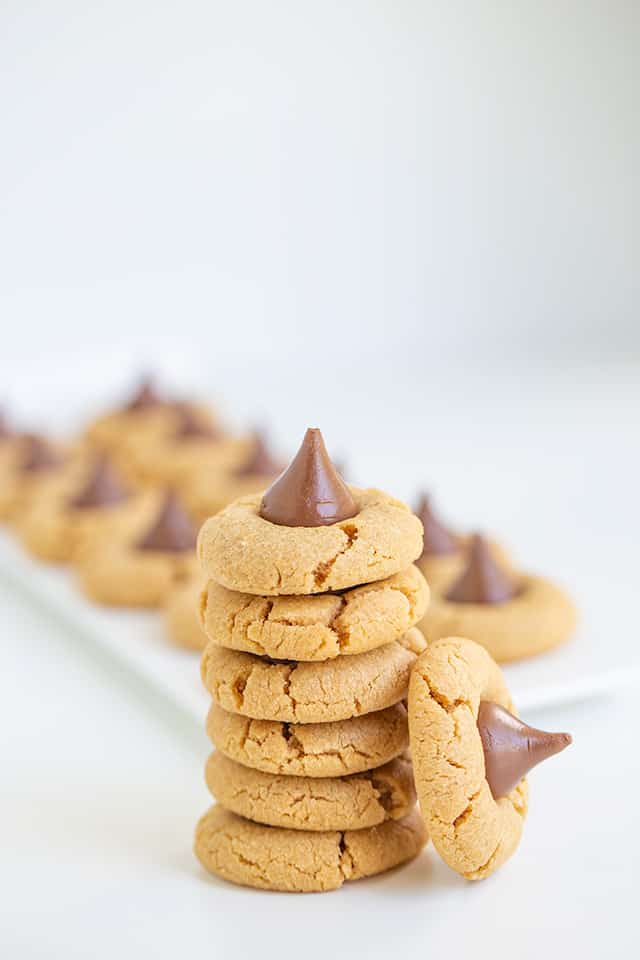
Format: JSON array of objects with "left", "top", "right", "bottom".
[{"left": 1, "top": 2, "right": 639, "bottom": 956}]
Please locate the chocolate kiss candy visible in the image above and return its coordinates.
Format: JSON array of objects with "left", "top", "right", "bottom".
[
  {"left": 477, "top": 701, "right": 572, "bottom": 799},
  {"left": 260, "top": 427, "right": 357, "bottom": 527},
  {"left": 446, "top": 533, "right": 516, "bottom": 604},
  {"left": 173, "top": 405, "right": 222, "bottom": 443},
  {"left": 136, "top": 491, "right": 197, "bottom": 553},
  {"left": 69, "top": 456, "right": 129, "bottom": 509},
  {"left": 234, "top": 432, "right": 283, "bottom": 478},
  {"left": 415, "top": 494, "right": 457, "bottom": 556},
  {"left": 19, "top": 435, "right": 64, "bottom": 473},
  {"left": 124, "top": 377, "right": 162, "bottom": 412}
]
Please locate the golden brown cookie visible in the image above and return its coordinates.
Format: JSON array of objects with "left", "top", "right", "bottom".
[
  {"left": 206, "top": 702, "right": 410, "bottom": 777},
  {"left": 0, "top": 435, "right": 75, "bottom": 521},
  {"left": 200, "top": 565, "right": 429, "bottom": 661},
  {"left": 75, "top": 492, "right": 198, "bottom": 607},
  {"left": 201, "top": 627, "right": 426, "bottom": 723},
  {"left": 205, "top": 752, "right": 415, "bottom": 831},
  {"left": 198, "top": 488, "right": 423, "bottom": 596},
  {"left": 408, "top": 636, "right": 528, "bottom": 879},
  {"left": 420, "top": 574, "right": 576, "bottom": 662},
  {"left": 164, "top": 576, "right": 208, "bottom": 651},
  {"left": 194, "top": 805, "right": 427, "bottom": 892},
  {"left": 16, "top": 458, "right": 152, "bottom": 564}
]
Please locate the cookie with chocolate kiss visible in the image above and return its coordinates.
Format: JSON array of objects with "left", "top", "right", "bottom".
[
  {"left": 75, "top": 490, "right": 198, "bottom": 607},
  {"left": 419, "top": 533, "right": 576, "bottom": 662},
  {"left": 197, "top": 427, "right": 423, "bottom": 595},
  {"left": 409, "top": 636, "right": 572, "bottom": 879},
  {"left": 17, "top": 454, "right": 151, "bottom": 564}
]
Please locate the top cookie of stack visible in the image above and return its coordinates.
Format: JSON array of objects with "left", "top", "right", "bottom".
[{"left": 195, "top": 427, "right": 430, "bottom": 892}]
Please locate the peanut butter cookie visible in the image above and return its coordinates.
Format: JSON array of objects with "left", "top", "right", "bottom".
[
  {"left": 75, "top": 491, "right": 198, "bottom": 607},
  {"left": 206, "top": 702, "right": 410, "bottom": 777},
  {"left": 201, "top": 627, "right": 426, "bottom": 723},
  {"left": 205, "top": 752, "right": 415, "bottom": 831},
  {"left": 420, "top": 535, "right": 576, "bottom": 661},
  {"left": 194, "top": 805, "right": 427, "bottom": 892},
  {"left": 198, "top": 488, "right": 423, "bottom": 596},
  {"left": 200, "top": 564, "right": 428, "bottom": 661},
  {"left": 408, "top": 635, "right": 571, "bottom": 879}
]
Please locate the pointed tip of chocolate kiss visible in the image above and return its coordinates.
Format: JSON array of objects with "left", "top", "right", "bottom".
[
  {"left": 415, "top": 493, "right": 458, "bottom": 557},
  {"left": 124, "top": 376, "right": 163, "bottom": 412},
  {"left": 233, "top": 431, "right": 284, "bottom": 478},
  {"left": 136, "top": 490, "right": 197, "bottom": 553},
  {"left": 19, "top": 434, "right": 64, "bottom": 473},
  {"left": 477, "top": 701, "right": 572, "bottom": 799},
  {"left": 260, "top": 427, "right": 358, "bottom": 527},
  {"left": 68, "top": 455, "right": 129, "bottom": 509},
  {"left": 172, "top": 404, "right": 222, "bottom": 443},
  {"left": 446, "top": 532, "right": 516, "bottom": 604}
]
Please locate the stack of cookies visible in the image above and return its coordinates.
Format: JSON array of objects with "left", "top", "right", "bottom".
[{"left": 194, "top": 428, "right": 431, "bottom": 892}]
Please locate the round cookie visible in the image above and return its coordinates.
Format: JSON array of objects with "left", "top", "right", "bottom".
[
  {"left": 16, "top": 457, "right": 151, "bottom": 564},
  {"left": 205, "top": 752, "right": 415, "bottom": 831},
  {"left": 75, "top": 491, "right": 198, "bottom": 607},
  {"left": 164, "top": 576, "right": 208, "bottom": 651},
  {"left": 194, "top": 805, "right": 428, "bottom": 892},
  {"left": 422, "top": 574, "right": 576, "bottom": 662},
  {"left": 206, "top": 702, "right": 410, "bottom": 777},
  {"left": 408, "top": 636, "right": 527, "bottom": 880},
  {"left": 201, "top": 627, "right": 426, "bottom": 723},
  {"left": 200, "top": 564, "right": 429, "bottom": 661},
  {"left": 197, "top": 487, "right": 423, "bottom": 596}
]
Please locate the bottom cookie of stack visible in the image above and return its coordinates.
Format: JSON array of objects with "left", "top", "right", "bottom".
[{"left": 194, "top": 805, "right": 428, "bottom": 893}]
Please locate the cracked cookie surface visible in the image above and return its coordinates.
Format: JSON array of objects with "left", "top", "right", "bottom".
[
  {"left": 201, "top": 627, "right": 426, "bottom": 723},
  {"left": 200, "top": 564, "right": 428, "bottom": 661},
  {"left": 205, "top": 752, "right": 415, "bottom": 830},
  {"left": 420, "top": 575, "right": 576, "bottom": 662},
  {"left": 164, "top": 576, "right": 207, "bottom": 651},
  {"left": 408, "top": 636, "right": 528, "bottom": 880},
  {"left": 197, "top": 487, "right": 423, "bottom": 595},
  {"left": 194, "top": 805, "right": 427, "bottom": 892},
  {"left": 206, "top": 702, "right": 410, "bottom": 777}
]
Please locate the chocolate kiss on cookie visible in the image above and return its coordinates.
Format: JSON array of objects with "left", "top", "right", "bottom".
[
  {"left": 124, "top": 376, "right": 163, "bottom": 412},
  {"left": 447, "top": 533, "right": 516, "bottom": 604},
  {"left": 173, "top": 404, "right": 222, "bottom": 443},
  {"left": 136, "top": 491, "right": 197, "bottom": 552},
  {"left": 478, "top": 701, "right": 572, "bottom": 799},
  {"left": 234, "top": 431, "right": 283, "bottom": 478},
  {"left": 19, "top": 435, "right": 64, "bottom": 473},
  {"left": 415, "top": 494, "right": 457, "bottom": 557},
  {"left": 68, "top": 456, "right": 129, "bottom": 509},
  {"left": 260, "top": 427, "right": 357, "bottom": 527}
]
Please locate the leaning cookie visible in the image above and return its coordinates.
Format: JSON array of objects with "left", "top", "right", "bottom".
[
  {"left": 408, "top": 635, "right": 571, "bottom": 880},
  {"left": 206, "top": 702, "right": 410, "bottom": 777},
  {"left": 205, "top": 752, "right": 415, "bottom": 831},
  {"left": 194, "top": 805, "right": 427, "bottom": 892},
  {"left": 201, "top": 627, "right": 426, "bottom": 723},
  {"left": 200, "top": 564, "right": 428, "bottom": 661},
  {"left": 420, "top": 534, "right": 576, "bottom": 661},
  {"left": 164, "top": 575, "right": 207, "bottom": 651},
  {"left": 75, "top": 491, "right": 198, "bottom": 607}
]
